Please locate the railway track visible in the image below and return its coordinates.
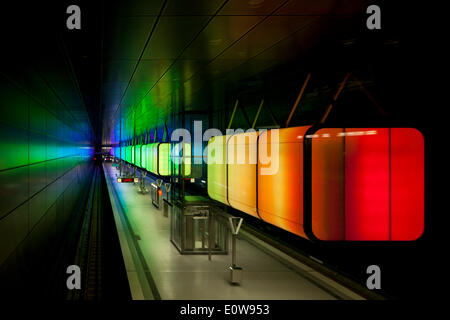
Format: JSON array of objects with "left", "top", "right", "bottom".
[{"left": 68, "top": 166, "right": 103, "bottom": 300}]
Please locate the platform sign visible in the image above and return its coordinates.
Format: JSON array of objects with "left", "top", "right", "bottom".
[{"left": 117, "top": 177, "right": 138, "bottom": 183}]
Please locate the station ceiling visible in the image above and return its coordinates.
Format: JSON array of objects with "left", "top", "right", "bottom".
[
  {"left": 3, "top": 0, "right": 413, "bottom": 148},
  {"left": 100, "top": 0, "right": 373, "bottom": 145}
]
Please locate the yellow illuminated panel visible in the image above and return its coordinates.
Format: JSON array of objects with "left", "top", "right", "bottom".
[
  {"left": 207, "top": 136, "right": 229, "bottom": 205},
  {"left": 227, "top": 131, "right": 259, "bottom": 218},
  {"left": 182, "top": 142, "right": 192, "bottom": 177},
  {"left": 158, "top": 143, "right": 171, "bottom": 176},
  {"left": 172, "top": 142, "right": 192, "bottom": 177}
]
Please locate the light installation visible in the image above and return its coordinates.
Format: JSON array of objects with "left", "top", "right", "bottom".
[
  {"left": 135, "top": 145, "right": 142, "bottom": 167},
  {"left": 207, "top": 126, "right": 424, "bottom": 241},
  {"left": 258, "top": 126, "right": 311, "bottom": 237},
  {"left": 112, "top": 142, "right": 192, "bottom": 178},
  {"left": 207, "top": 135, "right": 229, "bottom": 205},
  {"left": 141, "top": 144, "right": 147, "bottom": 169},
  {"left": 158, "top": 143, "right": 170, "bottom": 176},
  {"left": 309, "top": 127, "right": 424, "bottom": 241},
  {"left": 172, "top": 142, "right": 192, "bottom": 177}
]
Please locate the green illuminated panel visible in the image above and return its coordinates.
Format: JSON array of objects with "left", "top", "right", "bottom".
[
  {"left": 144, "top": 143, "right": 151, "bottom": 172},
  {"left": 126, "top": 146, "right": 131, "bottom": 163},
  {"left": 146, "top": 144, "right": 151, "bottom": 172},
  {"left": 135, "top": 145, "right": 142, "bottom": 167},
  {"left": 171, "top": 142, "right": 192, "bottom": 177},
  {"left": 158, "top": 143, "right": 171, "bottom": 176},
  {"left": 145, "top": 144, "right": 151, "bottom": 171},
  {"left": 151, "top": 143, "right": 158, "bottom": 174},
  {"left": 141, "top": 145, "right": 147, "bottom": 169},
  {"left": 132, "top": 146, "right": 135, "bottom": 164},
  {"left": 145, "top": 143, "right": 157, "bottom": 174}
]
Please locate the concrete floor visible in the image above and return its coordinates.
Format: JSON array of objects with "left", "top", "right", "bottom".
[{"left": 103, "top": 163, "right": 338, "bottom": 300}]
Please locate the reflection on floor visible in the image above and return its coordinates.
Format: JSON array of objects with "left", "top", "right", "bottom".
[{"left": 103, "top": 163, "right": 340, "bottom": 300}]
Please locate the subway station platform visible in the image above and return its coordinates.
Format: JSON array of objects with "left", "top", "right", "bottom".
[
  {"left": 103, "top": 163, "right": 364, "bottom": 300},
  {"left": 0, "top": 0, "right": 436, "bottom": 304}
]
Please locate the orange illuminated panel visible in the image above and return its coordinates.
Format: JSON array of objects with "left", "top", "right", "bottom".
[
  {"left": 227, "top": 131, "right": 259, "bottom": 218},
  {"left": 207, "top": 136, "right": 229, "bottom": 205},
  {"left": 258, "top": 126, "right": 311, "bottom": 237},
  {"left": 390, "top": 128, "right": 424, "bottom": 240},
  {"left": 311, "top": 128, "right": 345, "bottom": 240}
]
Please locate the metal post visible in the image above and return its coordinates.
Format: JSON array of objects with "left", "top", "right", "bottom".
[
  {"left": 285, "top": 73, "right": 311, "bottom": 128},
  {"left": 228, "top": 217, "right": 243, "bottom": 284},
  {"left": 163, "top": 183, "right": 171, "bottom": 216},
  {"left": 227, "top": 100, "right": 239, "bottom": 129},
  {"left": 208, "top": 210, "right": 212, "bottom": 261},
  {"left": 251, "top": 99, "right": 264, "bottom": 129},
  {"left": 119, "top": 105, "right": 122, "bottom": 177},
  {"left": 352, "top": 75, "right": 387, "bottom": 117},
  {"left": 232, "top": 234, "right": 236, "bottom": 267},
  {"left": 320, "top": 72, "right": 351, "bottom": 124}
]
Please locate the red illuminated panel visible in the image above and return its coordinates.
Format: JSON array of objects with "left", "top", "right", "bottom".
[
  {"left": 390, "top": 128, "right": 424, "bottom": 240},
  {"left": 121, "top": 178, "right": 134, "bottom": 183},
  {"left": 311, "top": 129, "right": 345, "bottom": 240},
  {"left": 310, "top": 128, "right": 424, "bottom": 241},
  {"left": 227, "top": 131, "right": 259, "bottom": 218},
  {"left": 345, "top": 128, "right": 390, "bottom": 240},
  {"left": 258, "top": 126, "right": 311, "bottom": 237}
]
